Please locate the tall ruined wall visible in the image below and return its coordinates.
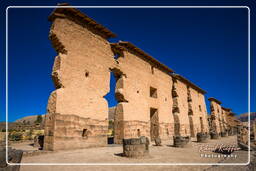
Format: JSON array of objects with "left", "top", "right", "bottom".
[
  {"left": 199, "top": 93, "right": 210, "bottom": 133},
  {"left": 221, "top": 108, "right": 228, "bottom": 131},
  {"left": 44, "top": 5, "right": 215, "bottom": 150},
  {"left": 189, "top": 87, "right": 209, "bottom": 135},
  {"left": 172, "top": 79, "right": 190, "bottom": 137},
  {"left": 209, "top": 100, "right": 223, "bottom": 134},
  {"left": 113, "top": 47, "right": 174, "bottom": 143},
  {"left": 44, "top": 11, "right": 116, "bottom": 150}
]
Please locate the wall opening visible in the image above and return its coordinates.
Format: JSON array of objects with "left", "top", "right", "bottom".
[
  {"left": 150, "top": 87, "right": 157, "bottom": 98},
  {"left": 82, "top": 129, "right": 88, "bottom": 139},
  {"left": 104, "top": 71, "right": 119, "bottom": 144},
  {"left": 150, "top": 108, "right": 159, "bottom": 141}
]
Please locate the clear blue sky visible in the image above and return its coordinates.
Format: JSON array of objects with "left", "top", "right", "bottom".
[{"left": 0, "top": 0, "right": 255, "bottom": 122}]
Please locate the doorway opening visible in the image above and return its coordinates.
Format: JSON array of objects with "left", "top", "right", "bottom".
[
  {"left": 150, "top": 108, "right": 159, "bottom": 141},
  {"left": 105, "top": 71, "right": 119, "bottom": 144}
]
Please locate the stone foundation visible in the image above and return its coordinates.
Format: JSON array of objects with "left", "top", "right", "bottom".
[
  {"left": 0, "top": 147, "right": 23, "bottom": 171},
  {"left": 44, "top": 113, "right": 108, "bottom": 151},
  {"left": 114, "top": 120, "right": 149, "bottom": 144},
  {"left": 159, "top": 122, "right": 174, "bottom": 140},
  {"left": 114, "top": 120, "right": 174, "bottom": 144}
]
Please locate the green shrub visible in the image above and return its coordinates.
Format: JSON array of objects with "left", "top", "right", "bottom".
[{"left": 9, "top": 132, "right": 23, "bottom": 141}]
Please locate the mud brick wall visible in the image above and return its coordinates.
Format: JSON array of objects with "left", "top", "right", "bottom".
[
  {"left": 172, "top": 79, "right": 190, "bottom": 137},
  {"left": 45, "top": 114, "right": 107, "bottom": 150},
  {"left": 113, "top": 45, "right": 174, "bottom": 143},
  {"left": 45, "top": 5, "right": 212, "bottom": 150},
  {"left": 209, "top": 99, "right": 223, "bottom": 134},
  {"left": 221, "top": 108, "right": 228, "bottom": 130},
  {"left": 44, "top": 8, "right": 115, "bottom": 150},
  {"left": 159, "top": 122, "right": 175, "bottom": 140},
  {"left": 123, "top": 121, "right": 149, "bottom": 139},
  {"left": 189, "top": 87, "right": 209, "bottom": 135}
]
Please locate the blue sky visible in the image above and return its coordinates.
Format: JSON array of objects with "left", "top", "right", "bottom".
[{"left": 0, "top": 0, "right": 255, "bottom": 122}]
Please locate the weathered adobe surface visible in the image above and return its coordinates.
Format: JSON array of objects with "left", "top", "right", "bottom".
[
  {"left": 44, "top": 7, "right": 116, "bottom": 150},
  {"left": 208, "top": 98, "right": 229, "bottom": 135},
  {"left": 111, "top": 41, "right": 175, "bottom": 143},
  {"left": 171, "top": 74, "right": 209, "bottom": 137},
  {"left": 45, "top": 5, "right": 210, "bottom": 150}
]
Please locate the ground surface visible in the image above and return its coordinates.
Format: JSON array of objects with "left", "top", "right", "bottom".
[{"left": 9, "top": 136, "right": 253, "bottom": 171}]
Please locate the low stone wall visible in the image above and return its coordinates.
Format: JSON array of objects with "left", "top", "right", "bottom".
[
  {"left": 0, "top": 147, "right": 23, "bottom": 171},
  {"left": 123, "top": 136, "right": 149, "bottom": 158}
]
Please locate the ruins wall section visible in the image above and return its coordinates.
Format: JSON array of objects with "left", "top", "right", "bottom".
[
  {"left": 44, "top": 5, "right": 212, "bottom": 150},
  {"left": 113, "top": 49, "right": 174, "bottom": 143},
  {"left": 172, "top": 79, "right": 190, "bottom": 136},
  {"left": 209, "top": 100, "right": 222, "bottom": 134},
  {"left": 221, "top": 108, "right": 228, "bottom": 130},
  {"left": 44, "top": 16, "right": 115, "bottom": 150},
  {"left": 189, "top": 88, "right": 209, "bottom": 135}
]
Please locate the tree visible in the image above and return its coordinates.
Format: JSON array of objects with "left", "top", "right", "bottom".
[{"left": 35, "top": 115, "right": 43, "bottom": 124}]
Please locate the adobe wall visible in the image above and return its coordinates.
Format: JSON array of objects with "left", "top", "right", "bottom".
[
  {"left": 171, "top": 77, "right": 209, "bottom": 137},
  {"left": 221, "top": 108, "right": 228, "bottom": 131},
  {"left": 189, "top": 88, "right": 209, "bottom": 135},
  {"left": 44, "top": 5, "right": 213, "bottom": 151},
  {"left": 113, "top": 46, "right": 174, "bottom": 143},
  {"left": 44, "top": 10, "right": 116, "bottom": 150},
  {"left": 171, "top": 78, "right": 190, "bottom": 137},
  {"left": 209, "top": 99, "right": 223, "bottom": 134}
]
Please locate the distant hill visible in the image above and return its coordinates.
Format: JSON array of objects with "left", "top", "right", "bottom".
[
  {"left": 15, "top": 114, "right": 45, "bottom": 124},
  {"left": 1, "top": 108, "right": 116, "bottom": 131},
  {"left": 237, "top": 112, "right": 256, "bottom": 122},
  {"left": 0, "top": 122, "right": 18, "bottom": 130},
  {"left": 0, "top": 114, "right": 45, "bottom": 131}
]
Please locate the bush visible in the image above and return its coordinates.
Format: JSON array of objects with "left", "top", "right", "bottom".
[{"left": 9, "top": 131, "right": 23, "bottom": 141}]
